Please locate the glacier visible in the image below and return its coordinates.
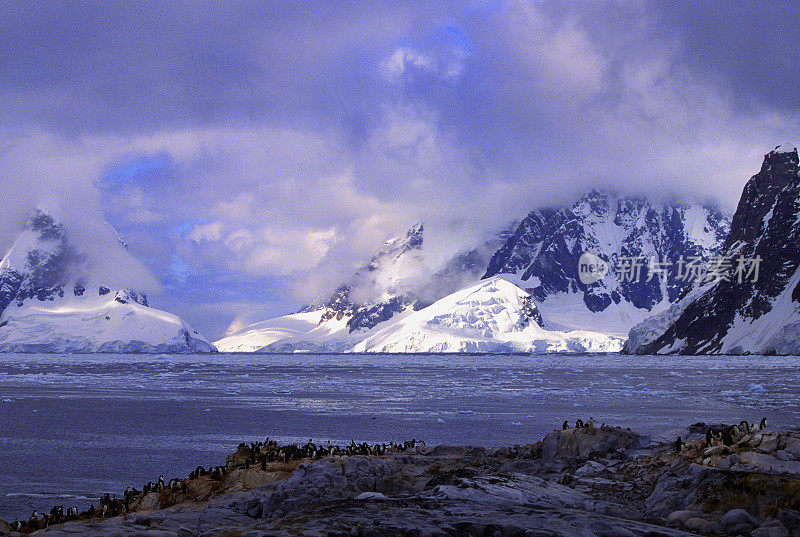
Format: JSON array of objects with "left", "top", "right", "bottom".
[{"left": 351, "top": 277, "right": 623, "bottom": 353}]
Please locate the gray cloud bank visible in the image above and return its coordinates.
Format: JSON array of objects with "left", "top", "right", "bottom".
[{"left": 0, "top": 1, "right": 797, "bottom": 338}]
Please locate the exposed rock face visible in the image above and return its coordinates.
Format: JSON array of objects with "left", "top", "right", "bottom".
[
  {"left": 316, "top": 223, "right": 425, "bottom": 333},
  {"left": 0, "top": 211, "right": 84, "bottom": 315},
  {"left": 215, "top": 223, "right": 524, "bottom": 353},
  {"left": 484, "top": 191, "right": 729, "bottom": 309},
  {"left": 542, "top": 425, "right": 642, "bottom": 459},
  {"left": 626, "top": 145, "right": 800, "bottom": 354}
]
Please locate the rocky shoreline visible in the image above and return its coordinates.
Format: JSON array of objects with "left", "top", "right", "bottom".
[{"left": 2, "top": 421, "right": 799, "bottom": 537}]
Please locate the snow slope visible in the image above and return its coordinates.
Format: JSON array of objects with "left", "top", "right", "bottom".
[
  {"left": 351, "top": 278, "right": 623, "bottom": 353},
  {"left": 0, "top": 210, "right": 215, "bottom": 353},
  {"left": 0, "top": 291, "right": 214, "bottom": 353},
  {"left": 216, "top": 224, "right": 428, "bottom": 353},
  {"left": 214, "top": 309, "right": 383, "bottom": 353},
  {"left": 212, "top": 310, "right": 323, "bottom": 353}
]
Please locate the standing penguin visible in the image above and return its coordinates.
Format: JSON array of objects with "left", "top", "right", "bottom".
[
  {"left": 759, "top": 417, "right": 767, "bottom": 430},
  {"left": 562, "top": 421, "right": 569, "bottom": 430},
  {"left": 674, "top": 437, "right": 684, "bottom": 453},
  {"left": 705, "top": 428, "right": 714, "bottom": 447}
]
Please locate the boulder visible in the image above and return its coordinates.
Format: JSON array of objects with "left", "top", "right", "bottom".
[
  {"left": 258, "top": 456, "right": 407, "bottom": 518},
  {"left": 776, "top": 509, "right": 800, "bottom": 532},
  {"left": 738, "top": 452, "right": 800, "bottom": 475},
  {"left": 758, "top": 435, "right": 780, "bottom": 453},
  {"left": 430, "top": 445, "right": 467, "bottom": 457},
  {"left": 727, "top": 522, "right": 754, "bottom": 536},
  {"left": 721, "top": 509, "right": 758, "bottom": 529},
  {"left": 700, "top": 521, "right": 724, "bottom": 535},
  {"left": 542, "top": 426, "right": 640, "bottom": 459},
  {"left": 666, "top": 510, "right": 701, "bottom": 528},
  {"left": 751, "top": 523, "right": 789, "bottom": 537},
  {"left": 684, "top": 517, "right": 708, "bottom": 531}
]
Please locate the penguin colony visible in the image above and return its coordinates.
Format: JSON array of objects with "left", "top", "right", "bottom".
[
  {"left": 8, "top": 418, "right": 771, "bottom": 532},
  {"left": 673, "top": 417, "right": 768, "bottom": 453},
  {"left": 562, "top": 417, "right": 605, "bottom": 431},
  {"left": 8, "top": 437, "right": 423, "bottom": 533}
]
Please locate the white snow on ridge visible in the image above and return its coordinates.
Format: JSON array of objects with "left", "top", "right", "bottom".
[
  {"left": 0, "top": 226, "right": 57, "bottom": 272},
  {"left": 0, "top": 211, "right": 217, "bottom": 354},
  {"left": 723, "top": 265, "right": 800, "bottom": 355},
  {"left": 215, "top": 278, "right": 623, "bottom": 353},
  {"left": 625, "top": 282, "right": 716, "bottom": 354},
  {"left": 351, "top": 278, "right": 623, "bottom": 353},
  {"left": 0, "top": 291, "right": 215, "bottom": 353},
  {"left": 214, "top": 310, "right": 348, "bottom": 352},
  {"left": 774, "top": 143, "right": 798, "bottom": 154},
  {"left": 683, "top": 204, "right": 725, "bottom": 250},
  {"left": 213, "top": 310, "right": 323, "bottom": 353}
]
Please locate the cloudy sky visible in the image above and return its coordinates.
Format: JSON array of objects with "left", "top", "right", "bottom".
[{"left": 0, "top": 0, "right": 798, "bottom": 339}]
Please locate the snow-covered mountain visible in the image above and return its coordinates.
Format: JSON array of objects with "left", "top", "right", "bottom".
[
  {"left": 216, "top": 223, "right": 429, "bottom": 352},
  {"left": 482, "top": 191, "right": 730, "bottom": 337},
  {"left": 216, "top": 222, "right": 522, "bottom": 353},
  {"left": 352, "top": 277, "right": 623, "bottom": 353},
  {"left": 626, "top": 144, "right": 800, "bottom": 354},
  {"left": 0, "top": 210, "right": 215, "bottom": 353},
  {"left": 217, "top": 191, "right": 732, "bottom": 354},
  {"left": 216, "top": 217, "right": 627, "bottom": 353}
]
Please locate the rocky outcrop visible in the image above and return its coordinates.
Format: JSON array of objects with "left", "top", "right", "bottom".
[
  {"left": 542, "top": 424, "right": 642, "bottom": 459},
  {"left": 13, "top": 421, "right": 800, "bottom": 537}
]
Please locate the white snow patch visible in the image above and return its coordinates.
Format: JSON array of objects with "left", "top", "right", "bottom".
[
  {"left": 0, "top": 290, "right": 215, "bottom": 353},
  {"left": 351, "top": 278, "right": 623, "bottom": 353}
]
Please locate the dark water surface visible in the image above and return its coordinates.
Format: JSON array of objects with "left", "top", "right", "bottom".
[{"left": 0, "top": 352, "right": 798, "bottom": 521}]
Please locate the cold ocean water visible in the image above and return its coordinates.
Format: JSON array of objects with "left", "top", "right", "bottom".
[{"left": 0, "top": 352, "right": 798, "bottom": 521}]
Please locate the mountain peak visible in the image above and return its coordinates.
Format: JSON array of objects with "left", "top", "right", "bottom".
[
  {"left": 627, "top": 143, "right": 800, "bottom": 355},
  {"left": 761, "top": 143, "right": 799, "bottom": 177},
  {"left": 27, "top": 209, "right": 67, "bottom": 241},
  {"left": 771, "top": 142, "right": 798, "bottom": 155}
]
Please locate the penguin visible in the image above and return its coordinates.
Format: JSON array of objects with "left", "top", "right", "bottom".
[
  {"left": 705, "top": 428, "right": 714, "bottom": 447},
  {"left": 759, "top": 417, "right": 767, "bottom": 430},
  {"left": 562, "top": 420, "right": 569, "bottom": 430},
  {"left": 739, "top": 420, "right": 750, "bottom": 433},
  {"left": 575, "top": 419, "right": 584, "bottom": 428},
  {"left": 674, "top": 436, "right": 684, "bottom": 453},
  {"left": 721, "top": 429, "right": 734, "bottom": 446},
  {"left": 587, "top": 417, "right": 595, "bottom": 428}
]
